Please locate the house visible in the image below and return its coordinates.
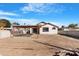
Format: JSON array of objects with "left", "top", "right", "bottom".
[
  {"left": 12, "top": 22, "right": 59, "bottom": 35},
  {"left": 37, "top": 22, "right": 58, "bottom": 34}
]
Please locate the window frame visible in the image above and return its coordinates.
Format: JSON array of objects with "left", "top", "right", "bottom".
[{"left": 43, "top": 27, "right": 49, "bottom": 32}]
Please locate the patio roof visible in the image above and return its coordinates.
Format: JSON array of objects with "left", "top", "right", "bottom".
[{"left": 13, "top": 25, "right": 40, "bottom": 28}]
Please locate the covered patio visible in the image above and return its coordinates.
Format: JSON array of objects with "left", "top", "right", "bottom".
[{"left": 12, "top": 25, "right": 40, "bottom": 36}]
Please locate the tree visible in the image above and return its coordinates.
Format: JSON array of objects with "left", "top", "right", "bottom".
[
  {"left": 61, "top": 25, "right": 65, "bottom": 28},
  {"left": 68, "top": 23, "right": 78, "bottom": 28},
  {"left": 0, "top": 19, "right": 11, "bottom": 28}
]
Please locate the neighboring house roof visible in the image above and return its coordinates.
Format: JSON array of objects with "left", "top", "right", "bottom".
[
  {"left": 38, "top": 22, "right": 46, "bottom": 24},
  {"left": 37, "top": 22, "right": 46, "bottom": 25}
]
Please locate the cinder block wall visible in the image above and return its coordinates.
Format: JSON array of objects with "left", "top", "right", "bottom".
[{"left": 0, "top": 30, "right": 11, "bottom": 39}]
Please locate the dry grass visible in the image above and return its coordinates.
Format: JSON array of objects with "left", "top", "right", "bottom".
[{"left": 0, "top": 34, "right": 79, "bottom": 56}]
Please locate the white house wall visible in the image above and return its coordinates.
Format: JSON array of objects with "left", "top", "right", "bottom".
[
  {"left": 39, "top": 24, "right": 58, "bottom": 35},
  {"left": 0, "top": 30, "right": 11, "bottom": 39}
]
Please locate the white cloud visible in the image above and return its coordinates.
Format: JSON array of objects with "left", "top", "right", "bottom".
[
  {"left": 0, "top": 16, "right": 63, "bottom": 27},
  {"left": 0, "top": 16, "right": 40, "bottom": 25},
  {"left": 21, "top": 3, "right": 65, "bottom": 13},
  {"left": 22, "top": 3, "right": 45, "bottom": 13},
  {"left": 12, "top": 19, "right": 40, "bottom": 25},
  {"left": 0, "top": 10, "right": 19, "bottom": 16}
]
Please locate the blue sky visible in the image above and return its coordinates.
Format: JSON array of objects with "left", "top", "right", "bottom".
[{"left": 0, "top": 3, "right": 79, "bottom": 27}]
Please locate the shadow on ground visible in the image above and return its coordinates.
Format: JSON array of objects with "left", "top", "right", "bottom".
[{"left": 33, "top": 40, "right": 79, "bottom": 56}]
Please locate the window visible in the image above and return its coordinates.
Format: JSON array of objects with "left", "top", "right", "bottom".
[
  {"left": 43, "top": 27, "right": 49, "bottom": 32},
  {"left": 52, "top": 27, "right": 56, "bottom": 30}
]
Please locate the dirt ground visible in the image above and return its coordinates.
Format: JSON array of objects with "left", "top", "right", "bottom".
[{"left": 0, "top": 34, "right": 79, "bottom": 56}]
